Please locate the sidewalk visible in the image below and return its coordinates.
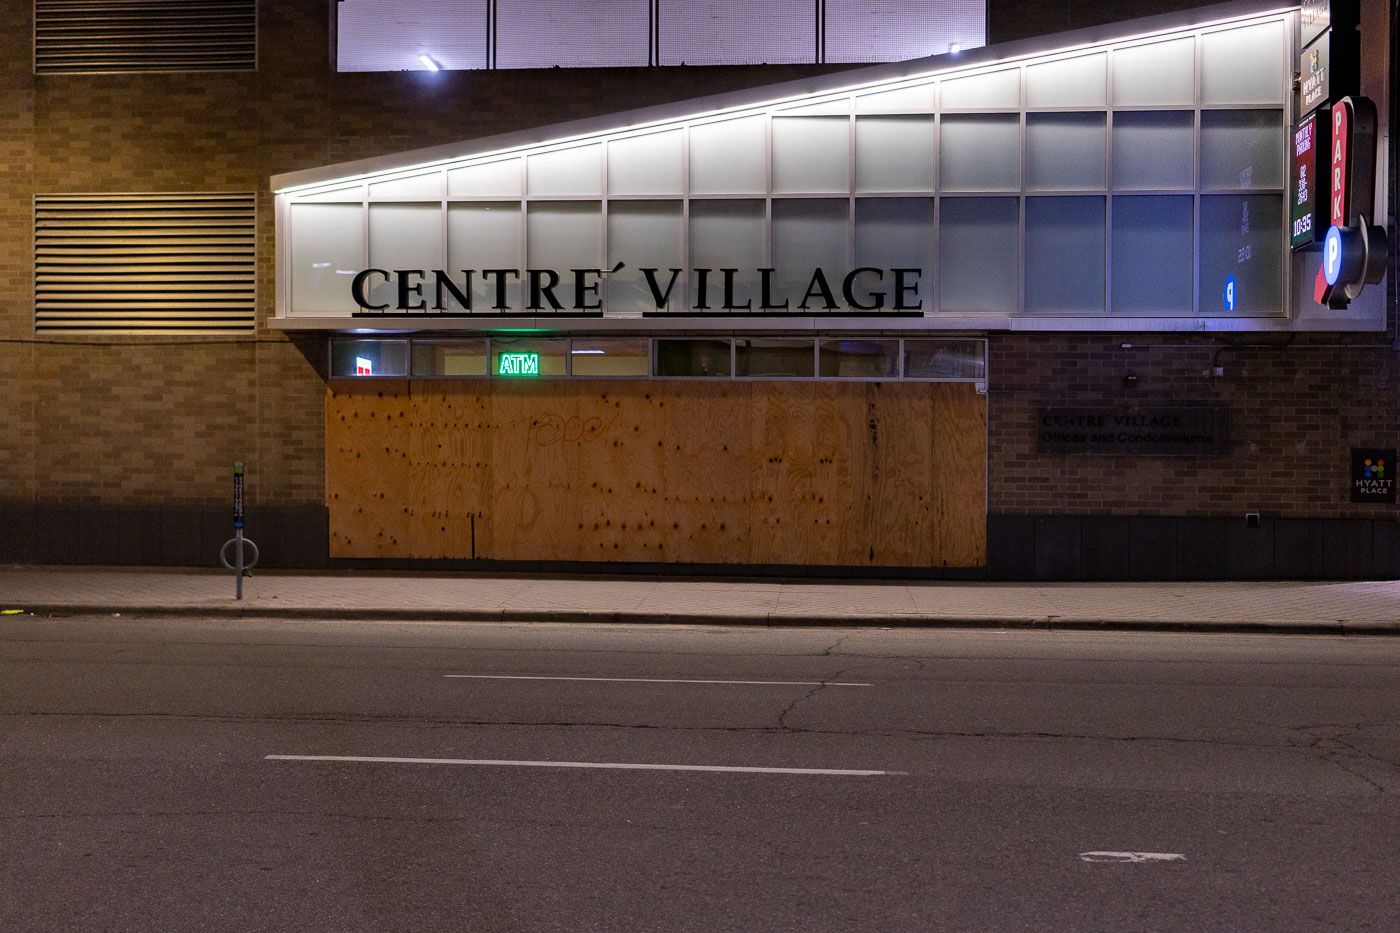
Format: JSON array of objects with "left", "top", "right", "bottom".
[{"left": 3, "top": 565, "right": 1399, "bottom": 634}]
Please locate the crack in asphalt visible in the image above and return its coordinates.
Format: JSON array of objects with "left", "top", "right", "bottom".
[{"left": 5, "top": 708, "right": 1382, "bottom": 754}]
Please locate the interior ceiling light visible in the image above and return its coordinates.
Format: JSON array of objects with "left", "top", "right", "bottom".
[{"left": 418, "top": 54, "right": 441, "bottom": 72}]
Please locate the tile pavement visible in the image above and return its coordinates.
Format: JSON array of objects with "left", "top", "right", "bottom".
[{"left": 1, "top": 566, "right": 1398, "bottom": 633}]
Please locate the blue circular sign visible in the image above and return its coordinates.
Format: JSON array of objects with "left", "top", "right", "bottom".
[{"left": 1323, "top": 225, "right": 1344, "bottom": 286}]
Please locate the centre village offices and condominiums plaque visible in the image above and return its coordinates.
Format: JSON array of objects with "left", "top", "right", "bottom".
[{"left": 1037, "top": 409, "right": 1231, "bottom": 456}]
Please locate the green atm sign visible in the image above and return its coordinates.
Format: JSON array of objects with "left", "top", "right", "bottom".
[{"left": 498, "top": 352, "right": 540, "bottom": 376}]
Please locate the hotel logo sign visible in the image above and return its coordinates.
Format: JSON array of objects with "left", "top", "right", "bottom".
[{"left": 1350, "top": 448, "right": 1396, "bottom": 503}]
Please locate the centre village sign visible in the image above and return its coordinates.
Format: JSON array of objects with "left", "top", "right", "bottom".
[{"left": 349, "top": 264, "right": 926, "bottom": 314}]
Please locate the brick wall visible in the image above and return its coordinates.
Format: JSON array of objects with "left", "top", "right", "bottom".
[{"left": 988, "top": 334, "right": 1400, "bottom": 520}]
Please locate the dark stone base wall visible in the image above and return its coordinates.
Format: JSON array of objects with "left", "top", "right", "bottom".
[
  {"left": 6, "top": 501, "right": 1398, "bottom": 582},
  {"left": 0, "top": 502, "right": 328, "bottom": 570},
  {"left": 989, "top": 514, "right": 1400, "bottom": 581}
]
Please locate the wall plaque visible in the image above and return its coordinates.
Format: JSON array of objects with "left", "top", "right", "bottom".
[
  {"left": 1300, "top": 0, "right": 1330, "bottom": 48},
  {"left": 1350, "top": 448, "right": 1396, "bottom": 503},
  {"left": 1037, "top": 408, "right": 1230, "bottom": 456}
]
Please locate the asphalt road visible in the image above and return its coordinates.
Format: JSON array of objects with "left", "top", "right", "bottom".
[{"left": 2, "top": 615, "right": 1398, "bottom": 932}]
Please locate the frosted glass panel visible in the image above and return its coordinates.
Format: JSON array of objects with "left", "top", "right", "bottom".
[
  {"left": 689, "top": 115, "right": 766, "bottom": 194},
  {"left": 1201, "top": 21, "right": 1285, "bottom": 105},
  {"left": 1112, "top": 38, "right": 1194, "bottom": 107},
  {"left": 337, "top": 0, "right": 487, "bottom": 72},
  {"left": 368, "top": 203, "right": 442, "bottom": 312},
  {"left": 496, "top": 0, "right": 648, "bottom": 68},
  {"left": 369, "top": 172, "right": 443, "bottom": 199},
  {"left": 447, "top": 159, "right": 521, "bottom": 197},
  {"left": 690, "top": 200, "right": 764, "bottom": 310},
  {"left": 526, "top": 144, "right": 603, "bottom": 197},
  {"left": 291, "top": 203, "right": 363, "bottom": 315},
  {"left": 1199, "top": 194, "right": 1282, "bottom": 313},
  {"left": 940, "top": 114, "right": 1019, "bottom": 191},
  {"left": 447, "top": 202, "right": 523, "bottom": 312},
  {"left": 608, "top": 130, "right": 683, "bottom": 196},
  {"left": 941, "top": 68, "right": 1019, "bottom": 109},
  {"left": 939, "top": 197, "right": 1018, "bottom": 312},
  {"left": 526, "top": 202, "right": 602, "bottom": 311},
  {"left": 1024, "top": 196, "right": 1104, "bottom": 313},
  {"left": 659, "top": 0, "right": 814, "bottom": 65},
  {"left": 772, "top": 117, "right": 850, "bottom": 194},
  {"left": 1111, "top": 196, "right": 1193, "bottom": 314},
  {"left": 1200, "top": 110, "right": 1283, "bottom": 189},
  {"left": 295, "top": 185, "right": 364, "bottom": 202},
  {"left": 1025, "top": 53, "right": 1105, "bottom": 108},
  {"left": 779, "top": 98, "right": 850, "bottom": 115},
  {"left": 1025, "top": 112, "right": 1105, "bottom": 190},
  {"left": 854, "top": 198, "right": 933, "bottom": 311},
  {"left": 856, "top": 82, "right": 935, "bottom": 112},
  {"left": 773, "top": 199, "right": 848, "bottom": 311},
  {"left": 826, "top": 0, "right": 986, "bottom": 63},
  {"left": 607, "top": 201, "right": 685, "bottom": 314},
  {"left": 856, "top": 116, "right": 934, "bottom": 192},
  {"left": 1112, "top": 111, "right": 1193, "bottom": 189},
  {"left": 369, "top": 202, "right": 442, "bottom": 268}
]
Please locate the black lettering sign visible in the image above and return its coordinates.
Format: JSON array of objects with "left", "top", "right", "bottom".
[
  {"left": 349, "top": 266, "right": 929, "bottom": 315},
  {"left": 1037, "top": 408, "right": 1230, "bottom": 456}
]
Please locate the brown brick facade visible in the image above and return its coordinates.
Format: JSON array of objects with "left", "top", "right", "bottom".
[{"left": 989, "top": 334, "right": 1400, "bottom": 520}]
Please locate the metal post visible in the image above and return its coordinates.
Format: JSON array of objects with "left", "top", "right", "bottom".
[
  {"left": 220, "top": 461, "right": 259, "bottom": 597},
  {"left": 234, "top": 462, "right": 245, "bottom": 600}
]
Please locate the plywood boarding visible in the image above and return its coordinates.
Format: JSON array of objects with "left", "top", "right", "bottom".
[
  {"left": 407, "top": 385, "right": 490, "bottom": 558},
  {"left": 327, "top": 379, "right": 986, "bottom": 567},
  {"left": 326, "top": 380, "right": 410, "bottom": 558}
]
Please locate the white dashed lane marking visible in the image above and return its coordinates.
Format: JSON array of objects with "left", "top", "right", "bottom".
[{"left": 444, "top": 674, "right": 871, "bottom": 686}]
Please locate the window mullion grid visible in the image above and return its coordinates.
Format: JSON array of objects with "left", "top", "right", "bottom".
[
  {"left": 1017, "top": 64, "right": 1027, "bottom": 316},
  {"left": 1192, "top": 29, "right": 1202, "bottom": 316},
  {"left": 681, "top": 122, "right": 691, "bottom": 314},
  {"left": 519, "top": 155, "right": 529, "bottom": 314},
  {"left": 600, "top": 137, "right": 610, "bottom": 321}
]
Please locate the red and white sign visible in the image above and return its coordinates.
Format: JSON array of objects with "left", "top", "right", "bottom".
[{"left": 1329, "top": 99, "right": 1351, "bottom": 227}]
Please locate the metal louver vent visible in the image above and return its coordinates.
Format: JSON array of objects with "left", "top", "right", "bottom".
[
  {"left": 35, "top": 193, "right": 256, "bottom": 335},
  {"left": 35, "top": 0, "right": 256, "bottom": 74}
]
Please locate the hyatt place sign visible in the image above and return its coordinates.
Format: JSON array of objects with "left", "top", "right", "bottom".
[{"left": 350, "top": 264, "right": 926, "bottom": 313}]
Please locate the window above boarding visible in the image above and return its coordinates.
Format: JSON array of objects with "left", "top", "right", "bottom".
[{"left": 335, "top": 0, "right": 986, "bottom": 72}]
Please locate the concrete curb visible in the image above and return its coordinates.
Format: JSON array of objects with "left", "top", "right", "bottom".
[{"left": 10, "top": 603, "right": 1400, "bottom": 635}]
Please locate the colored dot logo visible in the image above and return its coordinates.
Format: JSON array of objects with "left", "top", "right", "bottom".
[{"left": 1364, "top": 459, "right": 1385, "bottom": 479}]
